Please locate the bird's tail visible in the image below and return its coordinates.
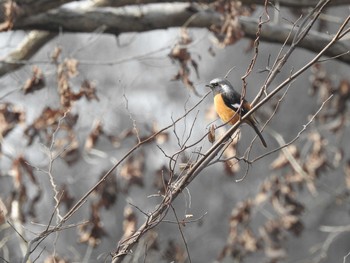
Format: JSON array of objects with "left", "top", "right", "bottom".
[{"left": 248, "top": 120, "right": 267, "bottom": 148}]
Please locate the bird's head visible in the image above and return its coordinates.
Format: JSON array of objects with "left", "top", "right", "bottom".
[{"left": 206, "top": 78, "right": 234, "bottom": 95}]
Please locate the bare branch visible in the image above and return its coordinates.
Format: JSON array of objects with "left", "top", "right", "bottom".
[
  {"left": 1, "top": 1, "right": 350, "bottom": 78},
  {"left": 0, "top": 30, "right": 55, "bottom": 77},
  {"left": 112, "top": 8, "right": 349, "bottom": 262},
  {"left": 12, "top": 0, "right": 76, "bottom": 17}
]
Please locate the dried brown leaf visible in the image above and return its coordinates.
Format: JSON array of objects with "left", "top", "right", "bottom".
[
  {"left": 151, "top": 122, "right": 169, "bottom": 145},
  {"left": 338, "top": 79, "right": 350, "bottom": 99},
  {"left": 120, "top": 152, "right": 145, "bottom": 188},
  {"left": 59, "top": 184, "right": 75, "bottom": 211},
  {"left": 80, "top": 79, "right": 99, "bottom": 101},
  {"left": 0, "top": 198, "right": 8, "bottom": 225},
  {"left": 10, "top": 156, "right": 37, "bottom": 187},
  {"left": 94, "top": 171, "right": 118, "bottom": 209},
  {"left": 344, "top": 160, "right": 350, "bottom": 189},
  {"left": 210, "top": 1, "right": 248, "bottom": 47},
  {"left": 57, "top": 134, "right": 80, "bottom": 165},
  {"left": 270, "top": 145, "right": 299, "bottom": 170},
  {"left": 24, "top": 107, "right": 79, "bottom": 152},
  {"left": 65, "top": 58, "right": 79, "bottom": 78},
  {"left": 230, "top": 200, "right": 252, "bottom": 226},
  {"left": 23, "top": 66, "right": 45, "bottom": 94},
  {"left": 260, "top": 220, "right": 285, "bottom": 247},
  {"left": 163, "top": 240, "right": 186, "bottom": 263},
  {"left": 85, "top": 120, "right": 104, "bottom": 151},
  {"left": 44, "top": 255, "right": 68, "bottom": 263},
  {"left": 122, "top": 206, "right": 137, "bottom": 241},
  {"left": 0, "top": 103, "right": 25, "bottom": 138},
  {"left": 179, "top": 28, "right": 192, "bottom": 45},
  {"left": 78, "top": 203, "right": 107, "bottom": 247},
  {"left": 168, "top": 28, "right": 200, "bottom": 95},
  {"left": 208, "top": 124, "right": 216, "bottom": 143},
  {"left": 153, "top": 165, "right": 169, "bottom": 193},
  {"left": 224, "top": 159, "right": 240, "bottom": 176},
  {"left": 280, "top": 214, "right": 303, "bottom": 236},
  {"left": 51, "top": 46, "right": 62, "bottom": 63},
  {"left": 239, "top": 228, "right": 259, "bottom": 252},
  {"left": 0, "top": 2, "right": 21, "bottom": 31},
  {"left": 304, "top": 153, "right": 328, "bottom": 179},
  {"left": 222, "top": 132, "right": 240, "bottom": 175},
  {"left": 254, "top": 183, "right": 269, "bottom": 205}
]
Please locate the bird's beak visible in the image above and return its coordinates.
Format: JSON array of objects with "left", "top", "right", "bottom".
[{"left": 206, "top": 84, "right": 213, "bottom": 90}]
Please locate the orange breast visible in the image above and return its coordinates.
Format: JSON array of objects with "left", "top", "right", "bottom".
[{"left": 214, "top": 94, "right": 240, "bottom": 125}]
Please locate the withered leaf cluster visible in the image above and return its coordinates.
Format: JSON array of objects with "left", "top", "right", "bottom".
[
  {"left": 121, "top": 206, "right": 137, "bottom": 242},
  {"left": 78, "top": 202, "right": 108, "bottom": 247},
  {"left": 218, "top": 200, "right": 261, "bottom": 261},
  {"left": 120, "top": 151, "right": 145, "bottom": 189},
  {"left": 94, "top": 171, "right": 118, "bottom": 210},
  {"left": 210, "top": 1, "right": 254, "bottom": 47},
  {"left": 86, "top": 121, "right": 169, "bottom": 151},
  {"left": 222, "top": 130, "right": 241, "bottom": 176},
  {"left": 78, "top": 171, "right": 118, "bottom": 247},
  {"left": 219, "top": 124, "right": 342, "bottom": 262},
  {"left": 169, "top": 28, "right": 200, "bottom": 95},
  {"left": 309, "top": 63, "right": 350, "bottom": 133},
  {"left": 23, "top": 66, "right": 45, "bottom": 94},
  {"left": 0, "top": 199, "right": 7, "bottom": 225},
  {"left": 218, "top": 127, "right": 338, "bottom": 262},
  {"left": 271, "top": 132, "right": 331, "bottom": 194},
  {"left": 58, "top": 184, "right": 75, "bottom": 211},
  {"left": 207, "top": 125, "right": 241, "bottom": 176},
  {"left": 153, "top": 165, "right": 171, "bottom": 194},
  {"left": 57, "top": 58, "right": 99, "bottom": 108},
  {"left": 167, "top": 59, "right": 350, "bottom": 262},
  {"left": 24, "top": 107, "right": 78, "bottom": 144},
  {"left": 7, "top": 156, "right": 41, "bottom": 222},
  {"left": 0, "top": 102, "right": 25, "bottom": 138},
  {"left": 43, "top": 255, "right": 69, "bottom": 263},
  {"left": 163, "top": 240, "right": 186, "bottom": 263},
  {"left": 0, "top": 1, "right": 20, "bottom": 31},
  {"left": 219, "top": 173, "right": 305, "bottom": 262}
]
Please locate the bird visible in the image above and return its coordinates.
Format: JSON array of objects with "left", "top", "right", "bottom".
[{"left": 206, "top": 78, "right": 267, "bottom": 147}]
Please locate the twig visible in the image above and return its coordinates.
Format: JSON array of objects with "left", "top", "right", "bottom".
[
  {"left": 112, "top": 4, "right": 347, "bottom": 262},
  {"left": 252, "top": 0, "right": 333, "bottom": 106},
  {"left": 170, "top": 204, "right": 192, "bottom": 263},
  {"left": 6, "top": 220, "right": 27, "bottom": 243},
  {"left": 251, "top": 95, "right": 333, "bottom": 164}
]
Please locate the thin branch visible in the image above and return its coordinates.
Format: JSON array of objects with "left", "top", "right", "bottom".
[
  {"left": 170, "top": 204, "right": 192, "bottom": 263},
  {"left": 18, "top": 91, "right": 209, "bottom": 262},
  {"left": 112, "top": 8, "right": 348, "bottom": 262},
  {"left": 6, "top": 220, "right": 27, "bottom": 243},
  {"left": 251, "top": 95, "right": 333, "bottom": 164},
  {"left": 2, "top": 1, "right": 350, "bottom": 78},
  {"left": 0, "top": 30, "right": 55, "bottom": 77}
]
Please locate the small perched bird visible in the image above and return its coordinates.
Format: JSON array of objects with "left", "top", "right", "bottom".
[{"left": 206, "top": 78, "right": 267, "bottom": 147}]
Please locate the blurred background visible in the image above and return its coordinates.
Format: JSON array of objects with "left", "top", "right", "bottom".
[{"left": 0, "top": 1, "right": 349, "bottom": 262}]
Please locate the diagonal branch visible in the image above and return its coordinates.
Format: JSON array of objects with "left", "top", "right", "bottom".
[
  {"left": 1, "top": 1, "right": 350, "bottom": 78},
  {"left": 0, "top": 30, "right": 55, "bottom": 77},
  {"left": 111, "top": 8, "right": 349, "bottom": 263}
]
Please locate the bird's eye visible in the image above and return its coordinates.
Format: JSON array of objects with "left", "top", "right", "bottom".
[{"left": 213, "top": 83, "right": 218, "bottom": 86}]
